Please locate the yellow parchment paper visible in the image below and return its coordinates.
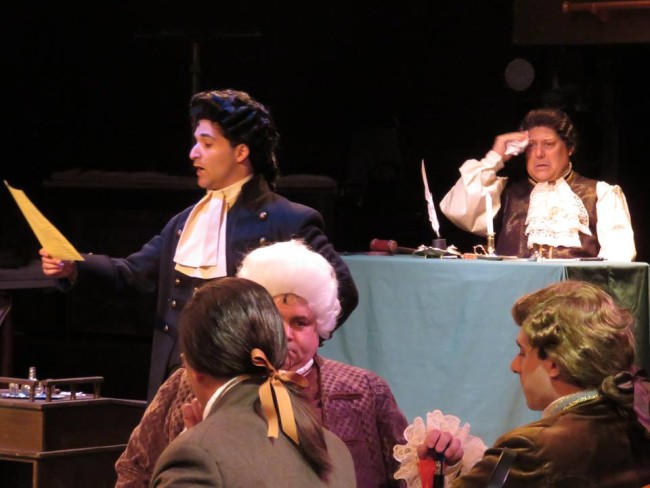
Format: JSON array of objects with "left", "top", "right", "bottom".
[{"left": 4, "top": 181, "right": 84, "bottom": 261}]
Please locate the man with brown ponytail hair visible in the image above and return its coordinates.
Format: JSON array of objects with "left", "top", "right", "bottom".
[{"left": 150, "top": 277, "right": 356, "bottom": 487}]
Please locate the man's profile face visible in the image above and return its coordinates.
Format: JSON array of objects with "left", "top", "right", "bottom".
[
  {"left": 511, "top": 329, "right": 557, "bottom": 411},
  {"left": 274, "top": 294, "right": 320, "bottom": 371},
  {"left": 189, "top": 119, "right": 250, "bottom": 190}
]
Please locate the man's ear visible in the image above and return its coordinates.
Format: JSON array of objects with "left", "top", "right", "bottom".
[
  {"left": 235, "top": 143, "right": 250, "bottom": 163},
  {"left": 546, "top": 358, "right": 562, "bottom": 380}
]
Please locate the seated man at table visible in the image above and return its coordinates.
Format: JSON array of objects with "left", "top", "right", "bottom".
[
  {"left": 416, "top": 280, "right": 650, "bottom": 487},
  {"left": 439, "top": 107, "right": 636, "bottom": 260},
  {"left": 115, "top": 240, "right": 408, "bottom": 488}
]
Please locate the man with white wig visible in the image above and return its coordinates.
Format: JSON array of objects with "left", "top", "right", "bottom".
[
  {"left": 115, "top": 239, "right": 408, "bottom": 488},
  {"left": 238, "top": 239, "right": 340, "bottom": 343}
]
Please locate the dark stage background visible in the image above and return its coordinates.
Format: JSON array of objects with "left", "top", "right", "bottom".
[{"left": 1, "top": 2, "right": 649, "bottom": 399}]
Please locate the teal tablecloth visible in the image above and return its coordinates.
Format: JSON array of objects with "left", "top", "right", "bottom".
[{"left": 321, "top": 255, "right": 650, "bottom": 446}]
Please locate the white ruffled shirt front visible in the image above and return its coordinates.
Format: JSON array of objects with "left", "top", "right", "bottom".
[{"left": 525, "top": 178, "right": 592, "bottom": 250}]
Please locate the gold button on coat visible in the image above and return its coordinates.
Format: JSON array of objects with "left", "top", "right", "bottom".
[{"left": 258, "top": 211, "right": 268, "bottom": 220}]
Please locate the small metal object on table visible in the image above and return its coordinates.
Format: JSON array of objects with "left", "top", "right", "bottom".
[{"left": 40, "top": 376, "right": 103, "bottom": 401}]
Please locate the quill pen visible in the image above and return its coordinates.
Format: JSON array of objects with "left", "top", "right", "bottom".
[{"left": 421, "top": 160, "right": 440, "bottom": 238}]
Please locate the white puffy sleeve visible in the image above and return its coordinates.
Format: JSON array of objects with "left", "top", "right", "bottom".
[
  {"left": 440, "top": 151, "right": 509, "bottom": 235},
  {"left": 595, "top": 181, "right": 636, "bottom": 261}
]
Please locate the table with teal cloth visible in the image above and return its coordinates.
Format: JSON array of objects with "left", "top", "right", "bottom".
[{"left": 321, "top": 255, "right": 650, "bottom": 446}]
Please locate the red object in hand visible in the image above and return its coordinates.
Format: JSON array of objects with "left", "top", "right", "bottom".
[
  {"left": 418, "top": 459, "right": 436, "bottom": 488},
  {"left": 418, "top": 457, "right": 445, "bottom": 488}
]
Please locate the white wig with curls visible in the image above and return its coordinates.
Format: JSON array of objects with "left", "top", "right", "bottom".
[{"left": 236, "top": 239, "right": 341, "bottom": 340}]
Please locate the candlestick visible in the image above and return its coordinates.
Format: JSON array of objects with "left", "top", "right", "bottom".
[
  {"left": 486, "top": 232, "right": 496, "bottom": 255},
  {"left": 485, "top": 192, "right": 494, "bottom": 235}
]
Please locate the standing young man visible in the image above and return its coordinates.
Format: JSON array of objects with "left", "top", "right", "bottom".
[{"left": 40, "top": 89, "right": 358, "bottom": 401}]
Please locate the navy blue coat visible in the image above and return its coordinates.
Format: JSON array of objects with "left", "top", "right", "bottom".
[{"left": 75, "top": 176, "right": 358, "bottom": 400}]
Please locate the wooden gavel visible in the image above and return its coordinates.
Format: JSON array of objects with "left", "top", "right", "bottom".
[{"left": 369, "top": 239, "right": 417, "bottom": 254}]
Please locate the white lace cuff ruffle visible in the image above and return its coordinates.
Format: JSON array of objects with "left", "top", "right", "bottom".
[{"left": 393, "top": 410, "right": 487, "bottom": 488}]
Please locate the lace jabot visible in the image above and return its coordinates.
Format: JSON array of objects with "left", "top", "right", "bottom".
[{"left": 525, "top": 177, "right": 592, "bottom": 249}]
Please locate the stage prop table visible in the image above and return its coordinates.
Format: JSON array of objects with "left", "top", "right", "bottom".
[
  {"left": 322, "top": 255, "right": 649, "bottom": 445},
  {"left": 0, "top": 376, "right": 145, "bottom": 488}
]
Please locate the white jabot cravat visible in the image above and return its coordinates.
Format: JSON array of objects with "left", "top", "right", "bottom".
[
  {"left": 174, "top": 175, "right": 252, "bottom": 279},
  {"left": 525, "top": 177, "right": 592, "bottom": 250}
]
